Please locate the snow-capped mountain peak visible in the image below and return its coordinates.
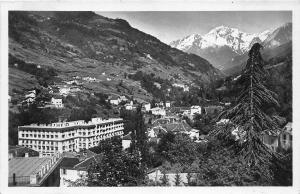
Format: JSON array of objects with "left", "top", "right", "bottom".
[{"left": 170, "top": 25, "right": 273, "bottom": 55}]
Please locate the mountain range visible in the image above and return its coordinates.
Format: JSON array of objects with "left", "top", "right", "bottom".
[
  {"left": 170, "top": 23, "right": 292, "bottom": 72},
  {"left": 9, "top": 11, "right": 223, "bottom": 102}
]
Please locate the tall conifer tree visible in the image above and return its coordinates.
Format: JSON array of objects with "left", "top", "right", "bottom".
[{"left": 213, "top": 43, "right": 280, "bottom": 167}]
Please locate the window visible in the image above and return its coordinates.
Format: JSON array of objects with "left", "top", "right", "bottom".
[
  {"left": 51, "top": 135, "right": 53, "bottom": 138},
  {"left": 283, "top": 134, "right": 286, "bottom": 141},
  {"left": 55, "top": 135, "right": 58, "bottom": 138},
  {"left": 62, "top": 169, "right": 67, "bottom": 175}
]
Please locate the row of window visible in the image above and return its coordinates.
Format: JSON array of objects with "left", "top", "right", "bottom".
[
  {"left": 19, "top": 126, "right": 123, "bottom": 139},
  {"left": 21, "top": 140, "right": 58, "bottom": 145},
  {"left": 23, "top": 144, "right": 76, "bottom": 151}
]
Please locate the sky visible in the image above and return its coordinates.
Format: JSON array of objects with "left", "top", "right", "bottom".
[{"left": 97, "top": 11, "right": 292, "bottom": 44}]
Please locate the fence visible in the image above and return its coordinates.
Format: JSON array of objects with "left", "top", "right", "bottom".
[{"left": 8, "top": 175, "right": 30, "bottom": 186}]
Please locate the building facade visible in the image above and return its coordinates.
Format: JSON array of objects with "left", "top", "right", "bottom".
[
  {"left": 262, "top": 122, "right": 292, "bottom": 152},
  {"left": 151, "top": 107, "right": 166, "bottom": 116},
  {"left": 51, "top": 98, "right": 64, "bottom": 108},
  {"left": 18, "top": 118, "right": 124, "bottom": 157}
]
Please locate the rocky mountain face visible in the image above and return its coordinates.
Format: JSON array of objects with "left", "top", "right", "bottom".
[
  {"left": 170, "top": 23, "right": 292, "bottom": 71},
  {"left": 223, "top": 22, "right": 292, "bottom": 75},
  {"left": 9, "top": 11, "right": 223, "bottom": 101}
]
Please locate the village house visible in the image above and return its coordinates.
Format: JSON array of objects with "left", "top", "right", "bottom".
[
  {"left": 109, "top": 96, "right": 120, "bottom": 105},
  {"left": 59, "top": 86, "right": 70, "bottom": 97},
  {"left": 65, "top": 80, "right": 80, "bottom": 85},
  {"left": 143, "top": 102, "right": 151, "bottom": 112},
  {"left": 82, "top": 77, "right": 97, "bottom": 82},
  {"left": 165, "top": 101, "right": 171, "bottom": 108},
  {"left": 25, "top": 90, "right": 36, "bottom": 99},
  {"left": 204, "top": 105, "right": 223, "bottom": 115},
  {"left": 190, "top": 105, "right": 202, "bottom": 116},
  {"left": 22, "top": 90, "right": 36, "bottom": 105},
  {"left": 262, "top": 122, "right": 292, "bottom": 152},
  {"left": 51, "top": 97, "right": 64, "bottom": 108},
  {"left": 125, "top": 103, "right": 133, "bottom": 110},
  {"left": 279, "top": 122, "right": 292, "bottom": 150},
  {"left": 22, "top": 96, "right": 35, "bottom": 105},
  {"left": 150, "top": 107, "right": 166, "bottom": 116},
  {"left": 60, "top": 151, "right": 102, "bottom": 187},
  {"left": 122, "top": 133, "right": 132, "bottom": 150},
  {"left": 119, "top": 95, "right": 128, "bottom": 102},
  {"left": 148, "top": 118, "right": 199, "bottom": 140},
  {"left": 9, "top": 145, "right": 39, "bottom": 160},
  {"left": 155, "top": 102, "right": 165, "bottom": 108},
  {"left": 172, "top": 83, "right": 189, "bottom": 92}
]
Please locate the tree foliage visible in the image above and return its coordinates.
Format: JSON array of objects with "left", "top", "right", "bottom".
[
  {"left": 212, "top": 43, "right": 280, "bottom": 168},
  {"left": 87, "top": 137, "right": 145, "bottom": 186}
]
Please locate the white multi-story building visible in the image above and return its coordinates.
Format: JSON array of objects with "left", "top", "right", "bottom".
[{"left": 18, "top": 118, "right": 124, "bottom": 157}]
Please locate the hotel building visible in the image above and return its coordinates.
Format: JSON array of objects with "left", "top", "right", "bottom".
[{"left": 18, "top": 118, "right": 124, "bottom": 157}]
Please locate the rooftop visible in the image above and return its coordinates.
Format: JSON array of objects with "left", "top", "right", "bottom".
[
  {"left": 60, "top": 157, "right": 80, "bottom": 169},
  {"left": 9, "top": 145, "right": 39, "bottom": 157},
  {"left": 74, "top": 154, "right": 103, "bottom": 171},
  {"left": 9, "top": 157, "right": 52, "bottom": 177},
  {"left": 122, "top": 133, "right": 132, "bottom": 140},
  {"left": 151, "top": 120, "right": 193, "bottom": 133},
  {"left": 19, "top": 117, "right": 123, "bottom": 129}
]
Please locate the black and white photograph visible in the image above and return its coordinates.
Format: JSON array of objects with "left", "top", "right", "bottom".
[{"left": 0, "top": 1, "right": 299, "bottom": 193}]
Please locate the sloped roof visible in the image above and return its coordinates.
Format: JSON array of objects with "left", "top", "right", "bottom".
[
  {"left": 60, "top": 157, "right": 80, "bottom": 169},
  {"left": 164, "top": 121, "right": 192, "bottom": 132},
  {"left": 110, "top": 96, "right": 120, "bottom": 100},
  {"left": 151, "top": 120, "right": 193, "bottom": 134},
  {"left": 9, "top": 157, "right": 51, "bottom": 177},
  {"left": 74, "top": 154, "right": 103, "bottom": 171},
  {"left": 76, "top": 149, "right": 97, "bottom": 161},
  {"left": 9, "top": 145, "right": 39, "bottom": 157},
  {"left": 122, "top": 133, "right": 132, "bottom": 140}
]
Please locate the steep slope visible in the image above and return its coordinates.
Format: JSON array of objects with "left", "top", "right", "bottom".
[
  {"left": 223, "top": 23, "right": 292, "bottom": 75},
  {"left": 170, "top": 26, "right": 272, "bottom": 69},
  {"left": 9, "top": 11, "right": 222, "bottom": 101},
  {"left": 264, "top": 22, "right": 292, "bottom": 48},
  {"left": 223, "top": 41, "right": 292, "bottom": 75}
]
